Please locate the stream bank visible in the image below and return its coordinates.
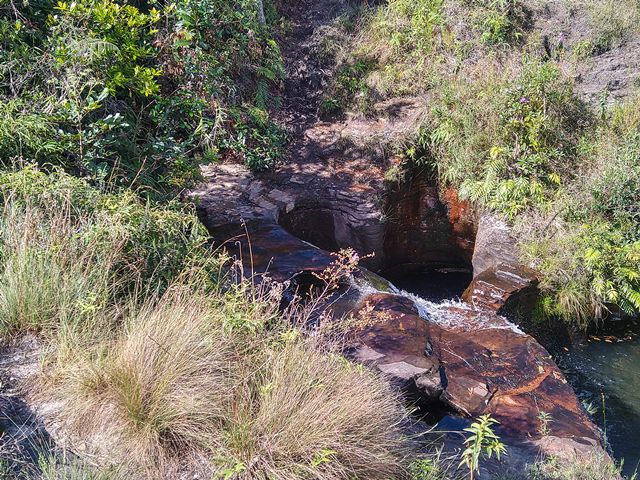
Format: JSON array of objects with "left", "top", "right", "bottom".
[
  {"left": 191, "top": 0, "right": 610, "bottom": 475},
  {"left": 194, "top": 171, "right": 606, "bottom": 477}
]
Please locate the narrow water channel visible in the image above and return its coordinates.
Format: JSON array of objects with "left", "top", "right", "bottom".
[
  {"left": 386, "top": 268, "right": 472, "bottom": 302},
  {"left": 558, "top": 323, "right": 640, "bottom": 477}
]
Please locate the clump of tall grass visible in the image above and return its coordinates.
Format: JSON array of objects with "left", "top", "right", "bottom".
[
  {"left": 229, "top": 339, "right": 408, "bottom": 479},
  {"left": 39, "top": 282, "right": 412, "bottom": 479},
  {"left": 527, "top": 452, "right": 631, "bottom": 480},
  {"left": 42, "top": 289, "right": 238, "bottom": 476},
  {"left": 0, "top": 199, "right": 122, "bottom": 336}
]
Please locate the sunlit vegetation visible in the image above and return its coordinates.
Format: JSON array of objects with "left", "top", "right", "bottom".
[
  {"left": 0, "top": 0, "right": 286, "bottom": 198},
  {"left": 327, "top": 0, "right": 640, "bottom": 328}
]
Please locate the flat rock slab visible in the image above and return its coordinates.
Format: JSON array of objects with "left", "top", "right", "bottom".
[
  {"left": 349, "top": 294, "right": 442, "bottom": 398},
  {"left": 351, "top": 293, "right": 600, "bottom": 452},
  {"left": 210, "top": 220, "right": 336, "bottom": 283},
  {"left": 463, "top": 263, "right": 539, "bottom": 315}
]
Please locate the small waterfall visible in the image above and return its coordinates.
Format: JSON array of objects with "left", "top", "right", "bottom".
[
  {"left": 350, "top": 271, "right": 526, "bottom": 334},
  {"left": 401, "top": 290, "right": 526, "bottom": 334}
]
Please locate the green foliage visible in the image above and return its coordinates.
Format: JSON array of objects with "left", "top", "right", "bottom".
[
  {"left": 323, "top": 57, "right": 377, "bottom": 113},
  {"left": 0, "top": 166, "right": 219, "bottom": 301},
  {"left": 49, "top": 0, "right": 162, "bottom": 97},
  {"left": 383, "top": 0, "right": 446, "bottom": 55},
  {"left": 409, "top": 456, "right": 454, "bottom": 480},
  {"left": 537, "top": 411, "right": 553, "bottom": 436},
  {"left": 460, "top": 415, "right": 506, "bottom": 480},
  {"left": 452, "top": 60, "right": 589, "bottom": 218},
  {"left": 522, "top": 105, "right": 640, "bottom": 327},
  {"left": 223, "top": 106, "right": 287, "bottom": 171},
  {"left": 333, "top": 0, "right": 640, "bottom": 329},
  {"left": 0, "top": 0, "right": 285, "bottom": 198},
  {"left": 465, "top": 0, "right": 527, "bottom": 46}
]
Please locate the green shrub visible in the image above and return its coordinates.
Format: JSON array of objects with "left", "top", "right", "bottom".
[
  {"left": 465, "top": 0, "right": 527, "bottom": 46},
  {"left": 0, "top": 0, "right": 285, "bottom": 197},
  {"left": 522, "top": 120, "right": 640, "bottom": 326},
  {"left": 0, "top": 166, "right": 220, "bottom": 302}
]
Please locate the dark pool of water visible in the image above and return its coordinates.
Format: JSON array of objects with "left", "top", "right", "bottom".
[
  {"left": 559, "top": 328, "right": 640, "bottom": 477},
  {"left": 389, "top": 269, "right": 472, "bottom": 301}
]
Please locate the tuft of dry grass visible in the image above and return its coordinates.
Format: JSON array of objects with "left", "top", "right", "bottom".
[
  {"left": 527, "top": 452, "right": 630, "bottom": 480},
  {"left": 39, "top": 281, "right": 412, "bottom": 479},
  {"left": 227, "top": 340, "right": 409, "bottom": 479},
  {"left": 42, "top": 288, "right": 238, "bottom": 476}
]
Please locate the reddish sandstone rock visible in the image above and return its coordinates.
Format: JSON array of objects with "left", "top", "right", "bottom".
[
  {"left": 462, "top": 263, "right": 539, "bottom": 316},
  {"left": 351, "top": 293, "right": 600, "bottom": 452},
  {"left": 349, "top": 294, "right": 442, "bottom": 400},
  {"left": 382, "top": 173, "right": 475, "bottom": 276}
]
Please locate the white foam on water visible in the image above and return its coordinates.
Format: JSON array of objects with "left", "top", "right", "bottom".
[
  {"left": 349, "top": 274, "right": 525, "bottom": 335},
  {"left": 399, "top": 290, "right": 526, "bottom": 334}
]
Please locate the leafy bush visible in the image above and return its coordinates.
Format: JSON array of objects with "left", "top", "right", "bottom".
[
  {"left": 422, "top": 59, "right": 591, "bottom": 218},
  {"left": 0, "top": 0, "right": 285, "bottom": 197}
]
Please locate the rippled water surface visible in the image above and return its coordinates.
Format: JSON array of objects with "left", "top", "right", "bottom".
[{"left": 560, "top": 332, "right": 640, "bottom": 477}]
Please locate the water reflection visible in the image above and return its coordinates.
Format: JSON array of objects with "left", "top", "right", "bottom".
[{"left": 560, "top": 335, "right": 640, "bottom": 476}]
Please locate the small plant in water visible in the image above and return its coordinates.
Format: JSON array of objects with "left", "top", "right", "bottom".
[
  {"left": 460, "top": 414, "right": 507, "bottom": 480},
  {"left": 582, "top": 399, "right": 598, "bottom": 416}
]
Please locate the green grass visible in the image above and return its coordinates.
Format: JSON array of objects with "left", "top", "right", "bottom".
[
  {"left": 527, "top": 452, "right": 634, "bottom": 480},
  {"left": 0, "top": 199, "right": 119, "bottom": 336}
]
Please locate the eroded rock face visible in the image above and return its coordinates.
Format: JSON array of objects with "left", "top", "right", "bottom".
[
  {"left": 471, "top": 213, "right": 519, "bottom": 277},
  {"left": 348, "top": 294, "right": 443, "bottom": 401},
  {"left": 382, "top": 172, "right": 475, "bottom": 277},
  {"left": 464, "top": 213, "right": 541, "bottom": 323},
  {"left": 463, "top": 263, "right": 539, "bottom": 315}
]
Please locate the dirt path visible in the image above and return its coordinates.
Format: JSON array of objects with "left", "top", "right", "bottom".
[
  {"left": 274, "top": 0, "right": 348, "bottom": 132},
  {"left": 0, "top": 336, "right": 54, "bottom": 474},
  {"left": 194, "top": 0, "right": 427, "bottom": 236}
]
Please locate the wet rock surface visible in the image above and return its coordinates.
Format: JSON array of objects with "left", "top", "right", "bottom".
[
  {"left": 348, "top": 294, "right": 443, "bottom": 401},
  {"left": 463, "top": 263, "right": 539, "bottom": 315},
  {"left": 351, "top": 293, "right": 599, "bottom": 446},
  {"left": 197, "top": 214, "right": 604, "bottom": 470}
]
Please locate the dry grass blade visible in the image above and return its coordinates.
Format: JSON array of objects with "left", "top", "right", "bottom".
[{"left": 41, "top": 288, "right": 238, "bottom": 477}]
